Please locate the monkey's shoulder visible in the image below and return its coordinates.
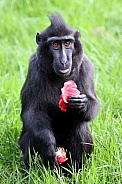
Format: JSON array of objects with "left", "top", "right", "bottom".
[
  {"left": 82, "top": 54, "right": 94, "bottom": 68},
  {"left": 81, "top": 54, "right": 94, "bottom": 75},
  {"left": 28, "top": 52, "right": 38, "bottom": 69}
]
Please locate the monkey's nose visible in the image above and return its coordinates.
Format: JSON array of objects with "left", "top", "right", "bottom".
[{"left": 60, "top": 60, "right": 67, "bottom": 66}]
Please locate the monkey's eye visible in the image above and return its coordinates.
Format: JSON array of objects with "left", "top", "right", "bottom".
[
  {"left": 53, "top": 41, "right": 60, "bottom": 49},
  {"left": 63, "top": 41, "right": 72, "bottom": 48}
]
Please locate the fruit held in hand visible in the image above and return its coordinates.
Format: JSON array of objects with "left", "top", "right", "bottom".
[
  {"left": 59, "top": 80, "right": 80, "bottom": 112},
  {"left": 56, "top": 147, "right": 68, "bottom": 164}
]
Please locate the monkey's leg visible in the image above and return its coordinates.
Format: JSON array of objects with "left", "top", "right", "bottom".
[{"left": 67, "top": 122, "right": 93, "bottom": 169}]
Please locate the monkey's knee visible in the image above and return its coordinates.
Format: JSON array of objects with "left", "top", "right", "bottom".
[{"left": 83, "top": 133, "right": 93, "bottom": 155}]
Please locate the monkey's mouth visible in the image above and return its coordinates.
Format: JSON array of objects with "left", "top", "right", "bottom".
[
  {"left": 59, "top": 69, "right": 69, "bottom": 74},
  {"left": 54, "top": 67, "right": 71, "bottom": 77}
]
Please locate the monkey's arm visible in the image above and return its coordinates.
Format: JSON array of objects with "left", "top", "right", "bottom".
[
  {"left": 20, "top": 58, "right": 58, "bottom": 169},
  {"left": 21, "top": 109, "right": 58, "bottom": 169},
  {"left": 67, "top": 55, "right": 99, "bottom": 121}
]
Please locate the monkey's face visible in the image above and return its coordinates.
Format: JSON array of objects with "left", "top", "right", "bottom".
[{"left": 49, "top": 38, "right": 74, "bottom": 77}]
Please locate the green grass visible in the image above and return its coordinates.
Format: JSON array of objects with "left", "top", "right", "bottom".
[{"left": 0, "top": 0, "right": 122, "bottom": 183}]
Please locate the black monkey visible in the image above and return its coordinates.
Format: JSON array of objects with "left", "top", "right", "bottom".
[{"left": 19, "top": 13, "right": 99, "bottom": 170}]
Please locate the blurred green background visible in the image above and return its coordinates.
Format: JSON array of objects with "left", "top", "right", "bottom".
[{"left": 0, "top": 0, "right": 122, "bottom": 183}]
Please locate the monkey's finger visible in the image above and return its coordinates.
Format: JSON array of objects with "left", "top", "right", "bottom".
[
  {"left": 68, "top": 94, "right": 87, "bottom": 99},
  {"left": 68, "top": 105, "right": 85, "bottom": 109},
  {"left": 68, "top": 99, "right": 83, "bottom": 103},
  {"left": 67, "top": 103, "right": 86, "bottom": 109},
  {"left": 69, "top": 94, "right": 86, "bottom": 98},
  {"left": 68, "top": 98, "right": 88, "bottom": 103}
]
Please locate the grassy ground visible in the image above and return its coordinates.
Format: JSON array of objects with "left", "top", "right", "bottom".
[{"left": 0, "top": 0, "right": 122, "bottom": 183}]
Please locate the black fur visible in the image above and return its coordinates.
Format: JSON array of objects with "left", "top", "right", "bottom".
[{"left": 19, "top": 13, "right": 99, "bottom": 170}]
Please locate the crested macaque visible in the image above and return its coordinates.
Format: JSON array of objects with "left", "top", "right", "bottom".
[{"left": 19, "top": 13, "right": 99, "bottom": 170}]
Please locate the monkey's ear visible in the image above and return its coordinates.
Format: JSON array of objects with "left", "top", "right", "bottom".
[
  {"left": 36, "top": 32, "right": 42, "bottom": 45},
  {"left": 74, "top": 30, "right": 81, "bottom": 41}
]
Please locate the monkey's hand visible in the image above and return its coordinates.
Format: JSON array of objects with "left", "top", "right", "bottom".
[
  {"left": 67, "top": 94, "right": 88, "bottom": 112},
  {"left": 41, "top": 143, "right": 58, "bottom": 170},
  {"left": 39, "top": 130, "right": 58, "bottom": 169}
]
